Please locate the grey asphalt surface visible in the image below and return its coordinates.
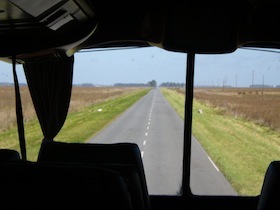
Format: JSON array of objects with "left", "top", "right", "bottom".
[{"left": 89, "top": 88, "right": 237, "bottom": 195}]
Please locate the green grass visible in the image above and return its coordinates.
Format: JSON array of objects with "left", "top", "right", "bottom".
[
  {"left": 0, "top": 88, "right": 150, "bottom": 161},
  {"left": 161, "top": 88, "right": 185, "bottom": 118},
  {"left": 161, "top": 87, "right": 280, "bottom": 196}
]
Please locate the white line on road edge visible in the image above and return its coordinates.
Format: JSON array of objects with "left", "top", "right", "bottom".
[
  {"left": 207, "top": 156, "right": 220, "bottom": 172},
  {"left": 194, "top": 137, "right": 220, "bottom": 172},
  {"left": 141, "top": 151, "right": 144, "bottom": 158},
  {"left": 143, "top": 140, "right": 146, "bottom": 146}
]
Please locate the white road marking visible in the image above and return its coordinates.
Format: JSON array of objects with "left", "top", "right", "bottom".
[
  {"left": 140, "top": 91, "right": 155, "bottom": 160},
  {"left": 207, "top": 156, "right": 220, "bottom": 172},
  {"left": 194, "top": 137, "right": 220, "bottom": 172},
  {"left": 150, "top": 90, "right": 156, "bottom": 112}
]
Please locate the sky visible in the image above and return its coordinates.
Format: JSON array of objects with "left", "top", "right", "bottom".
[
  {"left": 0, "top": 46, "right": 280, "bottom": 87},
  {"left": 195, "top": 48, "right": 280, "bottom": 87}
]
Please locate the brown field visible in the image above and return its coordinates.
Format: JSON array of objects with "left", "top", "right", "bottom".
[
  {"left": 0, "top": 86, "right": 139, "bottom": 132},
  {"left": 176, "top": 87, "right": 280, "bottom": 131}
]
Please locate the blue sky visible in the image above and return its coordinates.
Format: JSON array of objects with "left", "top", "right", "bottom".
[
  {"left": 195, "top": 48, "right": 280, "bottom": 87},
  {"left": 0, "top": 46, "right": 280, "bottom": 87}
]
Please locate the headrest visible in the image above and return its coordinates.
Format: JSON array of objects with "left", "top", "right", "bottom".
[
  {"left": 0, "top": 149, "right": 20, "bottom": 162},
  {"left": 257, "top": 161, "right": 280, "bottom": 210}
]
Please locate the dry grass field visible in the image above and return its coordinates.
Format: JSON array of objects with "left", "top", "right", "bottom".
[
  {"left": 192, "top": 88, "right": 280, "bottom": 131},
  {"left": 0, "top": 86, "right": 139, "bottom": 132}
]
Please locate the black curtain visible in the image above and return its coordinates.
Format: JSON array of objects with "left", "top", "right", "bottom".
[{"left": 23, "top": 54, "right": 74, "bottom": 141}]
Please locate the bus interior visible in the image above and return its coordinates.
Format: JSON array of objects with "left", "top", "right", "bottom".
[{"left": 0, "top": 0, "right": 280, "bottom": 209}]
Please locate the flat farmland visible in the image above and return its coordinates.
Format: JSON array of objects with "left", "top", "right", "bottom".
[
  {"left": 168, "top": 87, "right": 280, "bottom": 195},
  {"left": 0, "top": 86, "right": 140, "bottom": 132},
  {"left": 192, "top": 88, "right": 280, "bottom": 132}
]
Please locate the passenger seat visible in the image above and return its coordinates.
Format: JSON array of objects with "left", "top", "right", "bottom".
[
  {"left": 0, "top": 160, "right": 134, "bottom": 209},
  {"left": 0, "top": 149, "right": 20, "bottom": 162},
  {"left": 257, "top": 161, "right": 280, "bottom": 210},
  {"left": 37, "top": 141, "right": 150, "bottom": 210}
]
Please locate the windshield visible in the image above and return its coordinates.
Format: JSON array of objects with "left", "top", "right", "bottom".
[
  {"left": 191, "top": 48, "right": 280, "bottom": 196},
  {"left": 1, "top": 46, "right": 279, "bottom": 197},
  {"left": 0, "top": 46, "right": 186, "bottom": 195}
]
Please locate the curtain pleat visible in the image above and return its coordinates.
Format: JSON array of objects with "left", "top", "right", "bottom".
[{"left": 23, "top": 55, "right": 74, "bottom": 141}]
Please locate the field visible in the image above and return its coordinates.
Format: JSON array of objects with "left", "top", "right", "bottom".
[
  {"left": 193, "top": 88, "right": 280, "bottom": 131},
  {"left": 0, "top": 86, "right": 139, "bottom": 132},
  {"left": 163, "top": 87, "right": 280, "bottom": 195},
  {"left": 0, "top": 86, "right": 149, "bottom": 160}
]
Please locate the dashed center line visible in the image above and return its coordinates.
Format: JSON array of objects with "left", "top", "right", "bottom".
[{"left": 141, "top": 90, "right": 156, "bottom": 159}]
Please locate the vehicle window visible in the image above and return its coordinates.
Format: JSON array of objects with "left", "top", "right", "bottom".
[
  {"left": 191, "top": 48, "right": 280, "bottom": 196},
  {"left": 57, "top": 46, "right": 187, "bottom": 195},
  {"left": 0, "top": 61, "right": 31, "bottom": 154},
  {"left": 0, "top": 47, "right": 186, "bottom": 195}
]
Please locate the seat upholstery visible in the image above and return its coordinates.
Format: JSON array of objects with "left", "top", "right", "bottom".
[
  {"left": 0, "top": 161, "right": 133, "bottom": 209},
  {"left": 0, "top": 149, "right": 20, "bottom": 162},
  {"left": 37, "top": 141, "right": 150, "bottom": 210},
  {"left": 257, "top": 161, "right": 280, "bottom": 210}
]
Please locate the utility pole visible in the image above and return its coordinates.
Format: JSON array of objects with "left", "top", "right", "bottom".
[
  {"left": 262, "top": 74, "right": 264, "bottom": 94},
  {"left": 222, "top": 77, "right": 226, "bottom": 92},
  {"left": 252, "top": 70, "right": 254, "bottom": 87}
]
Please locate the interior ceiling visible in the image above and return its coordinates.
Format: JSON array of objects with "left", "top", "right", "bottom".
[{"left": 0, "top": 0, "right": 280, "bottom": 58}]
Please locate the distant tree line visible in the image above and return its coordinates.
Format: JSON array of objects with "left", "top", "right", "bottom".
[
  {"left": 249, "top": 84, "right": 274, "bottom": 88},
  {"left": 147, "top": 80, "right": 157, "bottom": 87},
  {"left": 160, "top": 82, "right": 185, "bottom": 87},
  {"left": 114, "top": 83, "right": 147, "bottom": 87},
  {"left": 114, "top": 80, "right": 157, "bottom": 87},
  {"left": 0, "top": 82, "right": 27, "bottom": 86}
]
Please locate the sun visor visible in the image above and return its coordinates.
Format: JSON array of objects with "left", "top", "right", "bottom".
[
  {"left": 0, "top": 0, "right": 97, "bottom": 57},
  {"left": 161, "top": 2, "right": 243, "bottom": 54}
]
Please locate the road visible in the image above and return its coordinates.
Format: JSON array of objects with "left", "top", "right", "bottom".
[{"left": 89, "top": 88, "right": 237, "bottom": 195}]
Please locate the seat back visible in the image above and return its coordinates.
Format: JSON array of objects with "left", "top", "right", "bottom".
[
  {"left": 257, "top": 161, "right": 280, "bottom": 210},
  {"left": 0, "top": 161, "right": 133, "bottom": 209},
  {"left": 0, "top": 149, "right": 20, "bottom": 162},
  {"left": 38, "top": 141, "right": 150, "bottom": 210}
]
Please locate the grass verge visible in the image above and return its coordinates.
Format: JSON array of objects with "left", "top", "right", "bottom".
[
  {"left": 161, "top": 87, "right": 280, "bottom": 196},
  {"left": 0, "top": 88, "right": 150, "bottom": 161},
  {"left": 161, "top": 88, "right": 185, "bottom": 118}
]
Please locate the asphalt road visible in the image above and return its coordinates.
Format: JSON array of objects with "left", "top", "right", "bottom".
[{"left": 89, "top": 88, "right": 237, "bottom": 195}]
